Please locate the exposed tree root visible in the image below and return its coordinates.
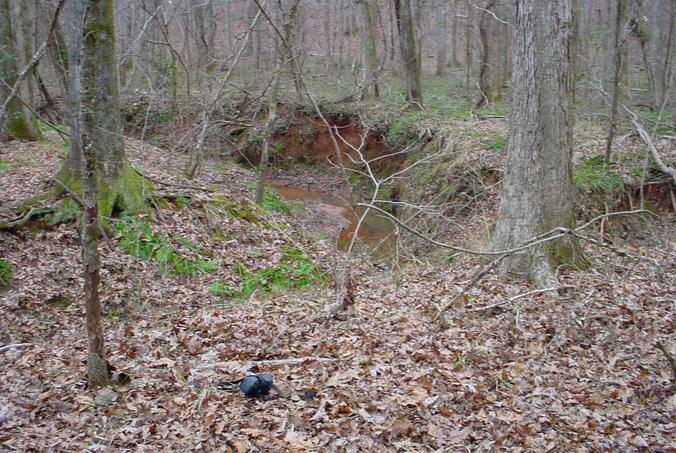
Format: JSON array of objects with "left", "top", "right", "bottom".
[{"left": 0, "top": 206, "right": 54, "bottom": 230}]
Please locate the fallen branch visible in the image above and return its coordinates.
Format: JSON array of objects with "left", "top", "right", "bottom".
[
  {"left": 468, "top": 286, "right": 574, "bottom": 313},
  {"left": 195, "top": 357, "right": 338, "bottom": 372},
  {"left": 629, "top": 116, "right": 676, "bottom": 185},
  {"left": 133, "top": 168, "right": 215, "bottom": 192},
  {"left": 0, "top": 343, "right": 33, "bottom": 353}
]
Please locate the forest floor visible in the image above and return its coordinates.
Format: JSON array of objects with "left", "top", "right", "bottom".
[{"left": 0, "top": 122, "right": 675, "bottom": 452}]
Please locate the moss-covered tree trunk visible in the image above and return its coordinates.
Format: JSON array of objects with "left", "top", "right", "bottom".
[
  {"left": 0, "top": 0, "right": 41, "bottom": 141},
  {"left": 491, "top": 0, "right": 585, "bottom": 288},
  {"left": 56, "top": 0, "right": 146, "bottom": 219}
]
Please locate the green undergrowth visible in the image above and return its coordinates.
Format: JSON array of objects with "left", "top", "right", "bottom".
[
  {"left": 0, "top": 160, "right": 10, "bottom": 171},
  {"left": 574, "top": 156, "right": 625, "bottom": 195},
  {"left": 0, "top": 258, "right": 14, "bottom": 288},
  {"left": 209, "top": 247, "right": 326, "bottom": 300},
  {"left": 114, "top": 217, "right": 220, "bottom": 276},
  {"left": 245, "top": 183, "right": 302, "bottom": 215},
  {"left": 486, "top": 134, "right": 508, "bottom": 151},
  {"left": 206, "top": 195, "right": 263, "bottom": 223}
]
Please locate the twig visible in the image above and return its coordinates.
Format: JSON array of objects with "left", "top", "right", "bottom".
[
  {"left": 0, "top": 343, "right": 33, "bottom": 353},
  {"left": 133, "top": 168, "right": 215, "bottom": 192},
  {"left": 194, "top": 357, "right": 337, "bottom": 372},
  {"left": 468, "top": 286, "right": 573, "bottom": 313}
]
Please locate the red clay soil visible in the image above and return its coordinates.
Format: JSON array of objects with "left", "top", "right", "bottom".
[{"left": 248, "top": 115, "right": 404, "bottom": 174}]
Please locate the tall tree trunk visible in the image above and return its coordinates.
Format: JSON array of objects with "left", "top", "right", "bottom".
[
  {"left": 256, "top": 12, "right": 286, "bottom": 204},
  {"left": 435, "top": 0, "right": 447, "bottom": 76},
  {"left": 192, "top": 0, "right": 215, "bottom": 72},
  {"left": 394, "top": 0, "right": 422, "bottom": 105},
  {"left": 57, "top": 0, "right": 146, "bottom": 218},
  {"left": 651, "top": 0, "right": 674, "bottom": 108},
  {"left": 357, "top": 0, "right": 380, "bottom": 98},
  {"left": 464, "top": 0, "right": 472, "bottom": 103},
  {"left": 476, "top": 0, "right": 497, "bottom": 108},
  {"left": 80, "top": 0, "right": 115, "bottom": 389},
  {"left": 0, "top": 0, "right": 41, "bottom": 140},
  {"left": 492, "top": 0, "right": 585, "bottom": 287},
  {"left": 47, "top": 18, "right": 70, "bottom": 99},
  {"left": 604, "top": 0, "right": 627, "bottom": 162},
  {"left": 449, "top": 0, "right": 458, "bottom": 66}
]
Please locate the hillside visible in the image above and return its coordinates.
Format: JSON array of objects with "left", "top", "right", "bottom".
[{"left": 1, "top": 123, "right": 674, "bottom": 451}]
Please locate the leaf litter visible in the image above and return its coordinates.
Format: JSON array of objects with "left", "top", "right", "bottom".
[{"left": 0, "top": 133, "right": 674, "bottom": 452}]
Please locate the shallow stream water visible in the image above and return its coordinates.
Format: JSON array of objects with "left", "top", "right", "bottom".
[{"left": 270, "top": 183, "right": 396, "bottom": 255}]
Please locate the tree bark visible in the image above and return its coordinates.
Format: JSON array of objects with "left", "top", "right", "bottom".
[
  {"left": 57, "top": 0, "right": 146, "bottom": 219},
  {"left": 394, "top": 0, "right": 422, "bottom": 105},
  {"left": 476, "top": 0, "right": 497, "bottom": 108},
  {"left": 464, "top": 0, "right": 472, "bottom": 103},
  {"left": 81, "top": 0, "right": 113, "bottom": 389},
  {"left": 604, "top": 0, "right": 628, "bottom": 162},
  {"left": 651, "top": 0, "right": 674, "bottom": 108},
  {"left": 192, "top": 0, "right": 215, "bottom": 72},
  {"left": 0, "top": 0, "right": 41, "bottom": 140},
  {"left": 492, "top": 0, "right": 585, "bottom": 287},
  {"left": 357, "top": 0, "right": 380, "bottom": 98},
  {"left": 449, "top": 0, "right": 459, "bottom": 66},
  {"left": 435, "top": 0, "right": 447, "bottom": 76}
]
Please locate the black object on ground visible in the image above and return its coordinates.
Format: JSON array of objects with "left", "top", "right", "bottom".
[{"left": 239, "top": 373, "right": 277, "bottom": 399}]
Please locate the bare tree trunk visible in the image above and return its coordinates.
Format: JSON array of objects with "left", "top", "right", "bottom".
[
  {"left": 0, "top": 0, "right": 41, "bottom": 140},
  {"left": 464, "top": 0, "right": 472, "bottom": 103},
  {"left": 435, "top": 0, "right": 447, "bottom": 76},
  {"left": 324, "top": 0, "right": 334, "bottom": 70},
  {"left": 492, "top": 0, "right": 585, "bottom": 287},
  {"left": 192, "top": 0, "right": 215, "bottom": 72},
  {"left": 449, "top": 0, "right": 458, "bottom": 66},
  {"left": 476, "top": 0, "right": 497, "bottom": 108},
  {"left": 357, "top": 0, "right": 380, "bottom": 97},
  {"left": 81, "top": 0, "right": 114, "bottom": 389},
  {"left": 604, "top": 0, "right": 627, "bottom": 162},
  {"left": 59, "top": 0, "right": 86, "bottom": 176},
  {"left": 651, "top": 0, "right": 674, "bottom": 108},
  {"left": 47, "top": 18, "right": 70, "bottom": 99},
  {"left": 256, "top": 16, "right": 285, "bottom": 204},
  {"left": 394, "top": 0, "right": 422, "bottom": 105}
]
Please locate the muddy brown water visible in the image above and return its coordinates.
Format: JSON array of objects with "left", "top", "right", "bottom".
[{"left": 270, "top": 183, "right": 396, "bottom": 254}]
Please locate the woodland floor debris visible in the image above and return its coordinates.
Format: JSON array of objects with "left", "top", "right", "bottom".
[{"left": 1, "top": 129, "right": 674, "bottom": 451}]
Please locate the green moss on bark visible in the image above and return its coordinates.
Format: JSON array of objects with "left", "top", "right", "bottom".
[{"left": 56, "top": 163, "right": 150, "bottom": 220}]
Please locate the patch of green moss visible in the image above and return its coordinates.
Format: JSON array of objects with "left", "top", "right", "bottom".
[
  {"left": 0, "top": 160, "right": 10, "bottom": 171},
  {"left": 57, "top": 163, "right": 151, "bottom": 221},
  {"left": 0, "top": 258, "right": 14, "bottom": 288},
  {"left": 46, "top": 198, "right": 81, "bottom": 226}
]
